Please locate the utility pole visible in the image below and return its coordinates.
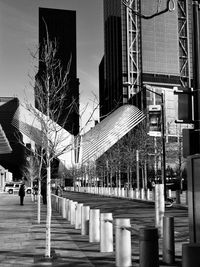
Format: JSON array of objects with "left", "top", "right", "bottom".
[
  {"left": 193, "top": 1, "right": 200, "bottom": 135},
  {"left": 187, "top": 1, "right": 200, "bottom": 243},
  {"left": 136, "top": 150, "right": 140, "bottom": 198}
]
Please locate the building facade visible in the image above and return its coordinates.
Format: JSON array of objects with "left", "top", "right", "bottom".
[
  {"left": 99, "top": 0, "right": 192, "bottom": 134},
  {"left": 37, "top": 7, "right": 79, "bottom": 136},
  {"left": 0, "top": 98, "right": 26, "bottom": 180}
]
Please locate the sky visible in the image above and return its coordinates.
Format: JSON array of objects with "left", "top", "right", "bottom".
[{"left": 0, "top": 0, "right": 103, "bottom": 131}]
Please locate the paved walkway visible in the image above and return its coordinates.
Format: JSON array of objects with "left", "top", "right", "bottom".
[
  {"left": 0, "top": 193, "right": 36, "bottom": 266},
  {"left": 0, "top": 192, "right": 187, "bottom": 266},
  {"left": 0, "top": 193, "right": 114, "bottom": 267}
]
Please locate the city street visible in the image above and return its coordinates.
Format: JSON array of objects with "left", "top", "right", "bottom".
[
  {"left": 0, "top": 0, "right": 196, "bottom": 266},
  {"left": 0, "top": 191, "right": 189, "bottom": 266}
]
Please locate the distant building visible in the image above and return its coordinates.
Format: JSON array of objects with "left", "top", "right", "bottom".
[
  {"left": 0, "top": 98, "right": 26, "bottom": 179},
  {"left": 37, "top": 7, "right": 79, "bottom": 136}
]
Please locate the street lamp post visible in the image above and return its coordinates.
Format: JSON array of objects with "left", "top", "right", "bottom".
[{"left": 123, "top": 82, "right": 167, "bottom": 200}]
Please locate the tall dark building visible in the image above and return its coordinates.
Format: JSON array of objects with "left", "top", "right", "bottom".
[
  {"left": 100, "top": 0, "right": 192, "bottom": 120},
  {"left": 0, "top": 98, "right": 26, "bottom": 179},
  {"left": 37, "top": 7, "right": 79, "bottom": 136}
]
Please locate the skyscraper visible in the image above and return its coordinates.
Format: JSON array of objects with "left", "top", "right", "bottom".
[
  {"left": 37, "top": 7, "right": 79, "bottom": 136},
  {"left": 100, "top": 0, "right": 192, "bottom": 123}
]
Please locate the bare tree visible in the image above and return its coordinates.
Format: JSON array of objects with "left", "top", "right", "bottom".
[
  {"left": 25, "top": 31, "right": 77, "bottom": 258},
  {"left": 21, "top": 154, "right": 38, "bottom": 200}
]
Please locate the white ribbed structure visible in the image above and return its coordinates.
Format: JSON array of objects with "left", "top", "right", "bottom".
[
  {"left": 0, "top": 124, "right": 12, "bottom": 154},
  {"left": 81, "top": 105, "right": 145, "bottom": 163},
  {"left": 11, "top": 102, "right": 145, "bottom": 168}
]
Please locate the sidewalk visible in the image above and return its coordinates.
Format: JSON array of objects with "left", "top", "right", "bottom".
[
  {"left": 0, "top": 193, "right": 36, "bottom": 266},
  {"left": 0, "top": 193, "right": 185, "bottom": 266},
  {"left": 0, "top": 194, "right": 114, "bottom": 267}
]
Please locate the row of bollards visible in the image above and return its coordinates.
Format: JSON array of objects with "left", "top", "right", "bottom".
[
  {"left": 51, "top": 194, "right": 177, "bottom": 267},
  {"left": 68, "top": 186, "right": 188, "bottom": 205}
]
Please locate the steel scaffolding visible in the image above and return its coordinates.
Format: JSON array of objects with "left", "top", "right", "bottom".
[
  {"left": 125, "top": 0, "right": 142, "bottom": 98},
  {"left": 178, "top": 0, "right": 191, "bottom": 87}
]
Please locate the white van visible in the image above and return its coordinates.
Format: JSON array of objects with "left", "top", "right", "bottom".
[{"left": 4, "top": 182, "right": 31, "bottom": 194}]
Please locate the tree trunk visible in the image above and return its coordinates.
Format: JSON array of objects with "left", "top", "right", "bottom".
[
  {"left": 144, "top": 160, "right": 148, "bottom": 191},
  {"left": 45, "top": 161, "right": 51, "bottom": 258},
  {"left": 31, "top": 180, "right": 34, "bottom": 202},
  {"left": 37, "top": 179, "right": 41, "bottom": 224},
  {"left": 127, "top": 166, "right": 130, "bottom": 189},
  {"left": 106, "top": 169, "right": 109, "bottom": 187},
  {"left": 136, "top": 150, "right": 140, "bottom": 190},
  {"left": 118, "top": 168, "right": 121, "bottom": 188},
  {"left": 142, "top": 165, "right": 144, "bottom": 189},
  {"left": 130, "top": 168, "right": 132, "bottom": 189},
  {"left": 110, "top": 169, "right": 113, "bottom": 189},
  {"left": 115, "top": 170, "right": 118, "bottom": 187}
]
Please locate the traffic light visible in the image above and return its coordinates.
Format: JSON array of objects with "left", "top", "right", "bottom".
[{"left": 148, "top": 105, "right": 162, "bottom": 137}]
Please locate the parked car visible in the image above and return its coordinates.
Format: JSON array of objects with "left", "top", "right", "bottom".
[
  {"left": 4, "top": 182, "right": 15, "bottom": 192},
  {"left": 4, "top": 182, "right": 31, "bottom": 194}
]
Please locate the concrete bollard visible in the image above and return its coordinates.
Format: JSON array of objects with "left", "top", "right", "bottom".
[
  {"left": 70, "top": 201, "right": 77, "bottom": 225},
  {"left": 68, "top": 200, "right": 73, "bottom": 222},
  {"left": 146, "top": 189, "right": 150, "bottom": 200},
  {"left": 81, "top": 206, "right": 90, "bottom": 235},
  {"left": 58, "top": 197, "right": 61, "bottom": 213},
  {"left": 54, "top": 196, "right": 57, "bottom": 209},
  {"left": 155, "top": 184, "right": 165, "bottom": 237},
  {"left": 98, "top": 187, "right": 101, "bottom": 195},
  {"left": 62, "top": 198, "right": 66, "bottom": 218},
  {"left": 89, "top": 209, "right": 100, "bottom": 242},
  {"left": 182, "top": 243, "right": 200, "bottom": 267},
  {"left": 115, "top": 218, "right": 132, "bottom": 267},
  {"left": 56, "top": 196, "right": 59, "bottom": 211},
  {"left": 101, "top": 187, "right": 104, "bottom": 195},
  {"left": 60, "top": 197, "right": 63, "bottom": 214},
  {"left": 75, "top": 203, "right": 83, "bottom": 229},
  {"left": 139, "top": 227, "right": 159, "bottom": 267},
  {"left": 114, "top": 187, "right": 118, "bottom": 197},
  {"left": 141, "top": 188, "right": 145, "bottom": 199},
  {"left": 121, "top": 188, "right": 125, "bottom": 197},
  {"left": 100, "top": 213, "right": 113, "bottom": 252},
  {"left": 185, "top": 190, "right": 188, "bottom": 205},
  {"left": 108, "top": 187, "right": 111, "bottom": 196},
  {"left": 128, "top": 188, "right": 133, "bottom": 198},
  {"left": 125, "top": 188, "right": 128, "bottom": 198},
  {"left": 60, "top": 198, "right": 64, "bottom": 214},
  {"left": 105, "top": 187, "right": 108, "bottom": 195},
  {"left": 152, "top": 188, "right": 155, "bottom": 201},
  {"left": 136, "top": 188, "right": 140, "bottom": 199},
  {"left": 163, "top": 216, "right": 175, "bottom": 264},
  {"left": 65, "top": 199, "right": 69, "bottom": 219},
  {"left": 117, "top": 187, "right": 120, "bottom": 196}
]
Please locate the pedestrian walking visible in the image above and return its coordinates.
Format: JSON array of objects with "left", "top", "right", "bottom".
[
  {"left": 19, "top": 183, "right": 25, "bottom": 205},
  {"left": 55, "top": 185, "right": 62, "bottom": 196},
  {"left": 41, "top": 182, "right": 47, "bottom": 204}
]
